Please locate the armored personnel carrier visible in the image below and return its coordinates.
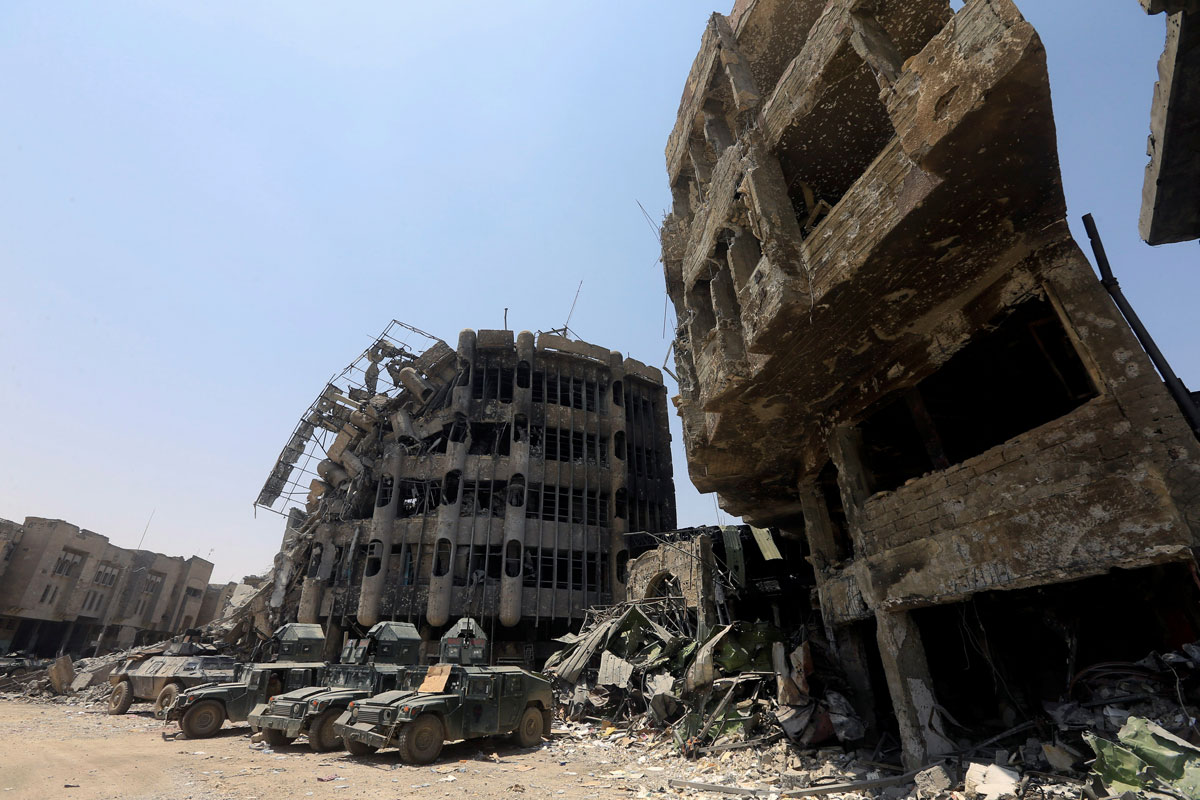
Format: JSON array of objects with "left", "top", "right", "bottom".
[
  {"left": 164, "top": 623, "right": 327, "bottom": 738},
  {"left": 335, "top": 619, "right": 553, "bottom": 763},
  {"left": 248, "top": 621, "right": 423, "bottom": 751},
  {"left": 107, "top": 635, "right": 236, "bottom": 716}
]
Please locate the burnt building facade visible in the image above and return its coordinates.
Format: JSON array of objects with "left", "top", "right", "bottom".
[
  {"left": 258, "top": 323, "right": 675, "bottom": 664},
  {"left": 661, "top": 0, "right": 1200, "bottom": 766}
]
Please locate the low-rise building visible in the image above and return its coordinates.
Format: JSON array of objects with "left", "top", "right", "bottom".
[{"left": 0, "top": 516, "right": 214, "bottom": 657}]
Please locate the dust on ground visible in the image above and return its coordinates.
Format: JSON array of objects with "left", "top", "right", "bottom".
[{"left": 0, "top": 698, "right": 656, "bottom": 800}]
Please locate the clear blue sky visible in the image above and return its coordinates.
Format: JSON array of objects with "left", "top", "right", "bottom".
[{"left": 1, "top": 1, "right": 1194, "bottom": 583}]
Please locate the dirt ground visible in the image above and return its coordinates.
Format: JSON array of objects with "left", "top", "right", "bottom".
[{"left": 0, "top": 699, "right": 659, "bottom": 800}]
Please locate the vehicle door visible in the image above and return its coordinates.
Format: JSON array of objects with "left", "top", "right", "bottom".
[
  {"left": 462, "top": 674, "right": 501, "bottom": 737},
  {"left": 498, "top": 673, "right": 523, "bottom": 730}
]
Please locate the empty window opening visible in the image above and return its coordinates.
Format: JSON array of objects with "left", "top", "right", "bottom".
[
  {"left": 471, "top": 357, "right": 515, "bottom": 403},
  {"left": 396, "top": 479, "right": 441, "bottom": 518},
  {"left": 442, "top": 470, "right": 462, "bottom": 505},
  {"left": 459, "top": 480, "right": 508, "bottom": 517},
  {"left": 504, "top": 540, "right": 522, "bottom": 578},
  {"left": 508, "top": 475, "right": 526, "bottom": 508},
  {"left": 449, "top": 416, "right": 468, "bottom": 443},
  {"left": 613, "top": 431, "right": 626, "bottom": 461},
  {"left": 513, "top": 413, "right": 528, "bottom": 443},
  {"left": 776, "top": 54, "right": 896, "bottom": 238},
  {"left": 612, "top": 380, "right": 624, "bottom": 407},
  {"left": 860, "top": 298, "right": 1098, "bottom": 494},
  {"left": 516, "top": 361, "right": 530, "bottom": 390},
  {"left": 364, "top": 539, "right": 384, "bottom": 578},
  {"left": 614, "top": 488, "right": 628, "bottom": 520},
  {"left": 537, "top": 427, "right": 607, "bottom": 465},
  {"left": 457, "top": 359, "right": 471, "bottom": 386},
  {"left": 376, "top": 474, "right": 394, "bottom": 508},
  {"left": 914, "top": 564, "right": 1200, "bottom": 739},
  {"left": 432, "top": 539, "right": 453, "bottom": 578},
  {"left": 817, "top": 461, "right": 854, "bottom": 561},
  {"left": 468, "top": 422, "right": 512, "bottom": 457},
  {"left": 686, "top": 279, "right": 717, "bottom": 343},
  {"left": 525, "top": 484, "right": 609, "bottom": 526}
]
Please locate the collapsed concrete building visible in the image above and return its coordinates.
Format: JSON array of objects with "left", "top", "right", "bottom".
[
  {"left": 256, "top": 321, "right": 676, "bottom": 664},
  {"left": 660, "top": 0, "right": 1200, "bottom": 767},
  {"left": 1138, "top": 0, "right": 1199, "bottom": 244}
]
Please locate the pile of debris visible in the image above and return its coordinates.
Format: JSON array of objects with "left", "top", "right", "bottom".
[
  {"left": 1044, "top": 640, "right": 1200, "bottom": 743},
  {"left": 543, "top": 599, "right": 864, "bottom": 758}
]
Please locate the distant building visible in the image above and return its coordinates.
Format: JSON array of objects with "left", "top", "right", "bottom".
[
  {"left": 256, "top": 323, "right": 676, "bottom": 665},
  {"left": 0, "top": 516, "right": 214, "bottom": 657}
]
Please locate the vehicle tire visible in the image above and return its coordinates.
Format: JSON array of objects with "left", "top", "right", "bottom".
[
  {"left": 181, "top": 700, "right": 225, "bottom": 739},
  {"left": 398, "top": 714, "right": 444, "bottom": 765},
  {"left": 344, "top": 736, "right": 378, "bottom": 757},
  {"left": 308, "top": 708, "right": 342, "bottom": 753},
  {"left": 512, "top": 705, "right": 546, "bottom": 748},
  {"left": 262, "top": 727, "right": 293, "bottom": 747},
  {"left": 153, "top": 682, "right": 182, "bottom": 715},
  {"left": 108, "top": 680, "right": 134, "bottom": 716}
]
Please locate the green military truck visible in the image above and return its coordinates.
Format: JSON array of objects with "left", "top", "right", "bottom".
[
  {"left": 247, "top": 621, "right": 424, "bottom": 751},
  {"left": 165, "top": 623, "right": 327, "bottom": 738},
  {"left": 334, "top": 618, "right": 554, "bottom": 763}
]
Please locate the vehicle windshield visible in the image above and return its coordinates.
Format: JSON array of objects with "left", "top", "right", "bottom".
[{"left": 327, "top": 666, "right": 372, "bottom": 690}]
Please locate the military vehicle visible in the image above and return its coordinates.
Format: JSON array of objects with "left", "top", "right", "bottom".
[
  {"left": 164, "top": 623, "right": 327, "bottom": 738},
  {"left": 248, "top": 621, "right": 424, "bottom": 751},
  {"left": 0, "top": 652, "right": 47, "bottom": 678},
  {"left": 334, "top": 619, "right": 554, "bottom": 763},
  {"left": 108, "top": 636, "right": 237, "bottom": 716}
]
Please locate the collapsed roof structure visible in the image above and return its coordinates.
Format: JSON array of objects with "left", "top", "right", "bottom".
[{"left": 660, "top": 0, "right": 1200, "bottom": 767}]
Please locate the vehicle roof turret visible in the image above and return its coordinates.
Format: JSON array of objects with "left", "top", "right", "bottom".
[
  {"left": 272, "top": 623, "right": 326, "bottom": 662},
  {"left": 439, "top": 618, "right": 488, "bottom": 665}
]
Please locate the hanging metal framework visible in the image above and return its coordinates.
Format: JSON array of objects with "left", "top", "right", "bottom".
[{"left": 255, "top": 320, "right": 444, "bottom": 515}]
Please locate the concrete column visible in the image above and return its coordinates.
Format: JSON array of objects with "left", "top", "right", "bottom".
[
  {"left": 797, "top": 480, "right": 839, "bottom": 570},
  {"left": 358, "top": 444, "right": 403, "bottom": 626},
  {"left": 827, "top": 426, "right": 873, "bottom": 556},
  {"left": 322, "top": 617, "right": 344, "bottom": 663},
  {"left": 297, "top": 524, "right": 333, "bottom": 624},
  {"left": 499, "top": 331, "right": 534, "bottom": 627},
  {"left": 426, "top": 329, "right": 475, "bottom": 627},
  {"left": 607, "top": 352, "right": 630, "bottom": 603},
  {"left": 875, "top": 609, "right": 956, "bottom": 768}
]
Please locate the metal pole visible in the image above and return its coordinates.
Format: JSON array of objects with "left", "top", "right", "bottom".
[{"left": 1082, "top": 214, "right": 1200, "bottom": 434}]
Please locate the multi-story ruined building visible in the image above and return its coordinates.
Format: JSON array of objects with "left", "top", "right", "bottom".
[
  {"left": 1138, "top": 0, "right": 1198, "bottom": 244},
  {"left": 0, "top": 516, "right": 214, "bottom": 656},
  {"left": 257, "top": 322, "right": 675, "bottom": 664},
  {"left": 661, "top": 0, "right": 1200, "bottom": 766}
]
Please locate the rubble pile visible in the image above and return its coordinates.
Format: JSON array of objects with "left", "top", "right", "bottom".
[
  {"left": 544, "top": 599, "right": 865, "bottom": 759},
  {"left": 1045, "top": 640, "right": 1200, "bottom": 743}
]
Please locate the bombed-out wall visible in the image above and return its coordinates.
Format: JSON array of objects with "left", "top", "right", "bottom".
[{"left": 661, "top": 0, "right": 1200, "bottom": 766}]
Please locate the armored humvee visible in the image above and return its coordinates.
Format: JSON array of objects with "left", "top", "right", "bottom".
[
  {"left": 108, "top": 636, "right": 237, "bottom": 716},
  {"left": 334, "top": 619, "right": 554, "bottom": 763},
  {"left": 165, "top": 623, "right": 327, "bottom": 738},
  {"left": 247, "top": 621, "right": 424, "bottom": 751}
]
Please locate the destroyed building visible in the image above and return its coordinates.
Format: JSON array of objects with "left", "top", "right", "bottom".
[
  {"left": 0, "top": 516, "right": 216, "bottom": 657},
  {"left": 1138, "top": 0, "right": 1199, "bottom": 244},
  {"left": 660, "top": 0, "right": 1200, "bottom": 768},
  {"left": 256, "top": 322, "right": 676, "bottom": 665}
]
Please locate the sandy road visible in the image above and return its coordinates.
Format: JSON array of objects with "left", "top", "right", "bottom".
[{"left": 0, "top": 699, "right": 646, "bottom": 800}]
